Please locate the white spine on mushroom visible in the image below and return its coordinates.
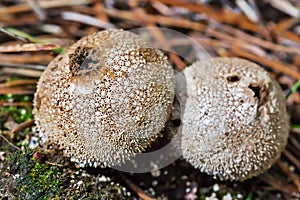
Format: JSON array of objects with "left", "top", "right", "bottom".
[{"left": 177, "top": 57, "right": 289, "bottom": 181}]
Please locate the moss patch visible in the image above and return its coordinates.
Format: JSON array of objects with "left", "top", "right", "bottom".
[{"left": 2, "top": 148, "right": 131, "bottom": 199}]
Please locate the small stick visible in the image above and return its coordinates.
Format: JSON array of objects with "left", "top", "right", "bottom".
[
  {"left": 0, "top": 68, "right": 43, "bottom": 78},
  {"left": 0, "top": 79, "right": 37, "bottom": 88},
  {"left": 0, "top": 43, "right": 61, "bottom": 53},
  {"left": 25, "top": 0, "right": 46, "bottom": 21},
  {"left": 0, "top": 0, "right": 96, "bottom": 15},
  {"left": 118, "top": 173, "right": 156, "bottom": 200},
  {"left": 0, "top": 87, "right": 36, "bottom": 95},
  {"left": 151, "top": 0, "right": 261, "bottom": 32},
  {"left": 283, "top": 150, "right": 300, "bottom": 171},
  {"left": 0, "top": 27, "right": 28, "bottom": 42},
  {"left": 218, "top": 25, "right": 300, "bottom": 54},
  {"left": 0, "top": 101, "right": 33, "bottom": 107},
  {"left": 259, "top": 172, "right": 298, "bottom": 194},
  {"left": 10, "top": 119, "right": 35, "bottom": 136},
  {"left": 277, "top": 160, "right": 300, "bottom": 191},
  {"left": 169, "top": 53, "right": 186, "bottom": 71},
  {"left": 140, "top": 24, "right": 186, "bottom": 70},
  {"left": 61, "top": 11, "right": 116, "bottom": 29},
  {"left": 0, "top": 131, "right": 20, "bottom": 150},
  {"left": 230, "top": 47, "right": 300, "bottom": 79},
  {"left": 0, "top": 63, "right": 46, "bottom": 70},
  {"left": 45, "top": 161, "right": 64, "bottom": 167},
  {"left": 104, "top": 8, "right": 206, "bottom": 31},
  {"left": 0, "top": 54, "right": 53, "bottom": 64}
]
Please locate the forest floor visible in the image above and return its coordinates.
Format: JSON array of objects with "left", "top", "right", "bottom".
[{"left": 0, "top": 0, "right": 300, "bottom": 199}]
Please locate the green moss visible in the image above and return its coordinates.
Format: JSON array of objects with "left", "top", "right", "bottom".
[
  {"left": 6, "top": 148, "right": 130, "bottom": 199},
  {"left": 0, "top": 94, "right": 33, "bottom": 125},
  {"left": 8, "top": 149, "right": 60, "bottom": 199},
  {"left": 0, "top": 91, "right": 131, "bottom": 199}
]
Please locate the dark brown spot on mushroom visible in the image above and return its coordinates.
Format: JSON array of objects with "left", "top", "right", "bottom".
[
  {"left": 248, "top": 84, "right": 261, "bottom": 99},
  {"left": 69, "top": 47, "right": 97, "bottom": 76},
  {"left": 248, "top": 83, "right": 268, "bottom": 106},
  {"left": 226, "top": 75, "right": 240, "bottom": 83}
]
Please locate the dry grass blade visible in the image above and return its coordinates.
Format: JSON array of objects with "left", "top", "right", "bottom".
[
  {"left": 151, "top": 1, "right": 173, "bottom": 16},
  {"left": 0, "top": 68, "right": 43, "bottom": 78},
  {"left": 274, "top": 18, "right": 298, "bottom": 33},
  {"left": 268, "top": 0, "right": 299, "bottom": 18},
  {"left": 288, "top": 136, "right": 300, "bottom": 158},
  {"left": 141, "top": 26, "right": 186, "bottom": 70},
  {"left": 230, "top": 47, "right": 300, "bottom": 79},
  {"left": 104, "top": 8, "right": 206, "bottom": 31},
  {"left": 277, "top": 160, "right": 300, "bottom": 192},
  {"left": 0, "top": 63, "right": 46, "bottom": 70},
  {"left": 0, "top": 54, "right": 53, "bottom": 64},
  {"left": 0, "top": 101, "right": 33, "bottom": 107},
  {"left": 259, "top": 173, "right": 299, "bottom": 194},
  {"left": 218, "top": 25, "right": 300, "bottom": 54},
  {"left": 0, "top": 0, "right": 96, "bottom": 15},
  {"left": 236, "top": 0, "right": 258, "bottom": 22},
  {"left": 152, "top": 0, "right": 261, "bottom": 32},
  {"left": 0, "top": 43, "right": 61, "bottom": 52},
  {"left": 194, "top": 36, "right": 267, "bottom": 57},
  {"left": 0, "top": 87, "right": 36, "bottom": 95},
  {"left": 0, "top": 80, "right": 37, "bottom": 88},
  {"left": 61, "top": 11, "right": 116, "bottom": 29},
  {"left": 0, "top": 27, "right": 28, "bottom": 42},
  {"left": 25, "top": 0, "right": 46, "bottom": 20},
  {"left": 191, "top": 33, "right": 300, "bottom": 79},
  {"left": 283, "top": 150, "right": 300, "bottom": 171},
  {"left": 0, "top": 131, "right": 20, "bottom": 150}
]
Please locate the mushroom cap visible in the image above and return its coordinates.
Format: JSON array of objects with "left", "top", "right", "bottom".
[
  {"left": 33, "top": 30, "right": 174, "bottom": 167},
  {"left": 177, "top": 57, "right": 289, "bottom": 181}
]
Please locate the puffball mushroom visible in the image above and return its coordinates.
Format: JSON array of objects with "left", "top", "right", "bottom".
[
  {"left": 177, "top": 57, "right": 289, "bottom": 181},
  {"left": 33, "top": 30, "right": 174, "bottom": 167}
]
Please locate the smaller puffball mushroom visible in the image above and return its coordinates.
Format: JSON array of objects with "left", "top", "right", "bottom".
[
  {"left": 176, "top": 57, "right": 289, "bottom": 181},
  {"left": 33, "top": 30, "right": 174, "bottom": 167}
]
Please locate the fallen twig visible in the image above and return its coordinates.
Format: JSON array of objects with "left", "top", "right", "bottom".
[
  {"left": 118, "top": 173, "right": 156, "bottom": 200},
  {"left": 0, "top": 79, "right": 38, "bottom": 88},
  {"left": 259, "top": 172, "right": 299, "bottom": 195},
  {"left": 61, "top": 11, "right": 116, "bottom": 29},
  {"left": 0, "top": 101, "right": 33, "bottom": 107},
  {"left": 0, "top": 43, "right": 61, "bottom": 52},
  {"left": 283, "top": 150, "right": 300, "bottom": 171},
  {"left": 0, "top": 87, "right": 36, "bottom": 95},
  {"left": 277, "top": 160, "right": 300, "bottom": 192},
  {"left": 9, "top": 119, "right": 35, "bottom": 136},
  {"left": 25, "top": 0, "right": 46, "bottom": 21},
  {"left": 230, "top": 47, "right": 300, "bottom": 79},
  {"left": 0, "top": 131, "right": 20, "bottom": 150}
]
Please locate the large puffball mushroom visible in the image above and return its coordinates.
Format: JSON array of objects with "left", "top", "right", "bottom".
[
  {"left": 33, "top": 30, "right": 174, "bottom": 167},
  {"left": 176, "top": 57, "right": 289, "bottom": 181}
]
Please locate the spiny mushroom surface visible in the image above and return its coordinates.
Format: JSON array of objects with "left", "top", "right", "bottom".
[
  {"left": 33, "top": 30, "right": 174, "bottom": 167},
  {"left": 176, "top": 57, "right": 289, "bottom": 181}
]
